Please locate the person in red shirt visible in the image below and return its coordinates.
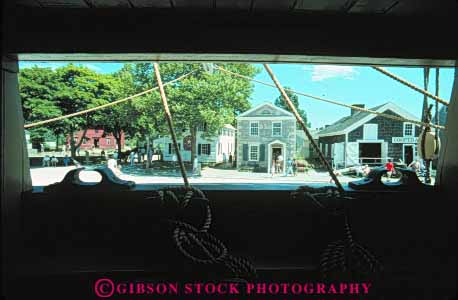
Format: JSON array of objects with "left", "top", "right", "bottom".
[{"left": 385, "top": 160, "right": 395, "bottom": 181}]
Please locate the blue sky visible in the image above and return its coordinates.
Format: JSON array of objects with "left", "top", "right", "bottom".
[{"left": 19, "top": 61, "right": 454, "bottom": 129}]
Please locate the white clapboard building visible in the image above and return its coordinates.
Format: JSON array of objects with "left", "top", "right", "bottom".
[{"left": 153, "top": 123, "right": 236, "bottom": 164}]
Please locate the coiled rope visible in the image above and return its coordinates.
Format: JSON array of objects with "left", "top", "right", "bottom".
[
  {"left": 147, "top": 187, "right": 257, "bottom": 279},
  {"left": 292, "top": 186, "right": 383, "bottom": 280}
]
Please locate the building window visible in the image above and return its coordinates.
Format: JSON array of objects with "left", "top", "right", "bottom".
[
  {"left": 363, "top": 124, "right": 378, "bottom": 140},
  {"left": 201, "top": 144, "right": 211, "bottom": 155},
  {"left": 168, "top": 143, "right": 181, "bottom": 154},
  {"left": 272, "top": 122, "right": 282, "bottom": 136},
  {"left": 218, "top": 142, "right": 222, "bottom": 154},
  {"left": 198, "top": 123, "right": 207, "bottom": 132},
  {"left": 404, "top": 122, "right": 414, "bottom": 137},
  {"left": 250, "top": 122, "right": 259, "bottom": 136},
  {"left": 249, "top": 145, "right": 259, "bottom": 161},
  {"left": 106, "top": 138, "right": 111, "bottom": 145}
]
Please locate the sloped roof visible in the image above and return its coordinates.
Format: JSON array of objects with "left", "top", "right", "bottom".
[
  {"left": 317, "top": 102, "right": 419, "bottom": 136},
  {"left": 237, "top": 102, "right": 294, "bottom": 118}
]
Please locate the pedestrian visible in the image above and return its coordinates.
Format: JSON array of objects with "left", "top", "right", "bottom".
[
  {"left": 50, "top": 156, "right": 58, "bottom": 167},
  {"left": 172, "top": 154, "right": 178, "bottom": 172},
  {"left": 85, "top": 150, "right": 90, "bottom": 165},
  {"left": 42, "top": 155, "right": 50, "bottom": 167},
  {"left": 129, "top": 151, "right": 136, "bottom": 166},
  {"left": 107, "top": 154, "right": 120, "bottom": 175},
  {"left": 286, "top": 157, "right": 294, "bottom": 176},
  {"left": 277, "top": 154, "right": 283, "bottom": 173},
  {"left": 408, "top": 159, "right": 421, "bottom": 173},
  {"left": 271, "top": 159, "right": 276, "bottom": 177},
  {"left": 63, "top": 155, "right": 71, "bottom": 166},
  {"left": 362, "top": 164, "right": 371, "bottom": 177},
  {"left": 101, "top": 150, "right": 106, "bottom": 158},
  {"left": 385, "top": 159, "right": 395, "bottom": 182},
  {"left": 292, "top": 158, "right": 297, "bottom": 176}
]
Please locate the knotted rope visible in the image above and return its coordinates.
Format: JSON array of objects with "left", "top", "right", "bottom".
[
  {"left": 293, "top": 186, "right": 383, "bottom": 280},
  {"left": 147, "top": 187, "right": 257, "bottom": 279}
]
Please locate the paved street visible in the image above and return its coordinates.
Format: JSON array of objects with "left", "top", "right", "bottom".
[{"left": 30, "top": 165, "right": 359, "bottom": 186}]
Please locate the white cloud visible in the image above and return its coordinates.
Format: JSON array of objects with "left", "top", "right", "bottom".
[{"left": 310, "top": 65, "right": 359, "bottom": 81}]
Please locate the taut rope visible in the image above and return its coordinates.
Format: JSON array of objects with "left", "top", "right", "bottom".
[
  {"left": 264, "top": 64, "right": 345, "bottom": 193},
  {"left": 217, "top": 66, "right": 445, "bottom": 130},
  {"left": 24, "top": 71, "right": 195, "bottom": 129}
]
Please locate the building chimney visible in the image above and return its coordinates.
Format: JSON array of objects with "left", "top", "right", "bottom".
[{"left": 351, "top": 104, "right": 365, "bottom": 116}]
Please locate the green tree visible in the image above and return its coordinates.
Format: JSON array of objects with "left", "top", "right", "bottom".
[
  {"left": 274, "top": 87, "right": 311, "bottom": 128},
  {"left": 117, "top": 62, "right": 259, "bottom": 164},
  {"left": 19, "top": 66, "right": 63, "bottom": 151},
  {"left": 53, "top": 64, "right": 113, "bottom": 158},
  {"left": 94, "top": 64, "right": 138, "bottom": 155},
  {"left": 165, "top": 63, "right": 260, "bottom": 162}
]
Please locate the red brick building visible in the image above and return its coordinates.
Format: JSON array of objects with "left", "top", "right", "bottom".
[{"left": 67, "top": 129, "right": 125, "bottom": 150}]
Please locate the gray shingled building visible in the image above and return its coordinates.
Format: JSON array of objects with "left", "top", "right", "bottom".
[
  {"left": 317, "top": 102, "right": 421, "bottom": 168},
  {"left": 236, "top": 102, "right": 296, "bottom": 173}
]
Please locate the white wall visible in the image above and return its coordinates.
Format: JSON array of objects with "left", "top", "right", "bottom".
[{"left": 154, "top": 128, "right": 235, "bottom": 163}]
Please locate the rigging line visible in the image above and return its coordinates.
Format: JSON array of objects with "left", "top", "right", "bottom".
[
  {"left": 263, "top": 64, "right": 345, "bottom": 193},
  {"left": 153, "top": 63, "right": 190, "bottom": 188},
  {"left": 372, "top": 66, "right": 449, "bottom": 106},
  {"left": 23, "top": 70, "right": 195, "bottom": 129},
  {"left": 216, "top": 66, "right": 445, "bottom": 130}
]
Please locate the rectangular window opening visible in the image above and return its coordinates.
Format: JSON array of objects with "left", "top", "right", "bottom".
[{"left": 20, "top": 59, "right": 451, "bottom": 189}]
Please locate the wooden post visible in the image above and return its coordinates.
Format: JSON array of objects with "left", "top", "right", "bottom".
[
  {"left": 263, "top": 64, "right": 344, "bottom": 193},
  {"left": 153, "top": 63, "right": 190, "bottom": 188}
]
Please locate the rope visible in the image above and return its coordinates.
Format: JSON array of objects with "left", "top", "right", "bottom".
[
  {"left": 153, "top": 63, "right": 190, "bottom": 188},
  {"left": 23, "top": 71, "right": 195, "bottom": 129},
  {"left": 372, "top": 66, "right": 449, "bottom": 106},
  {"left": 148, "top": 187, "right": 257, "bottom": 279},
  {"left": 263, "top": 64, "right": 345, "bottom": 193},
  {"left": 216, "top": 66, "right": 445, "bottom": 130},
  {"left": 292, "top": 186, "right": 383, "bottom": 279}
]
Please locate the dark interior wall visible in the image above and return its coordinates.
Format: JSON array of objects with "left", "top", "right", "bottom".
[
  {"left": 18, "top": 187, "right": 456, "bottom": 298},
  {"left": 2, "top": 8, "right": 458, "bottom": 62}
]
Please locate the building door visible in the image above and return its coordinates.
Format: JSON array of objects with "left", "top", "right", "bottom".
[
  {"left": 403, "top": 144, "right": 414, "bottom": 165},
  {"left": 332, "top": 142, "right": 345, "bottom": 169},
  {"left": 345, "top": 142, "right": 359, "bottom": 166},
  {"left": 359, "top": 142, "right": 381, "bottom": 165},
  {"left": 272, "top": 147, "right": 282, "bottom": 173},
  {"left": 93, "top": 138, "right": 99, "bottom": 148}
]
